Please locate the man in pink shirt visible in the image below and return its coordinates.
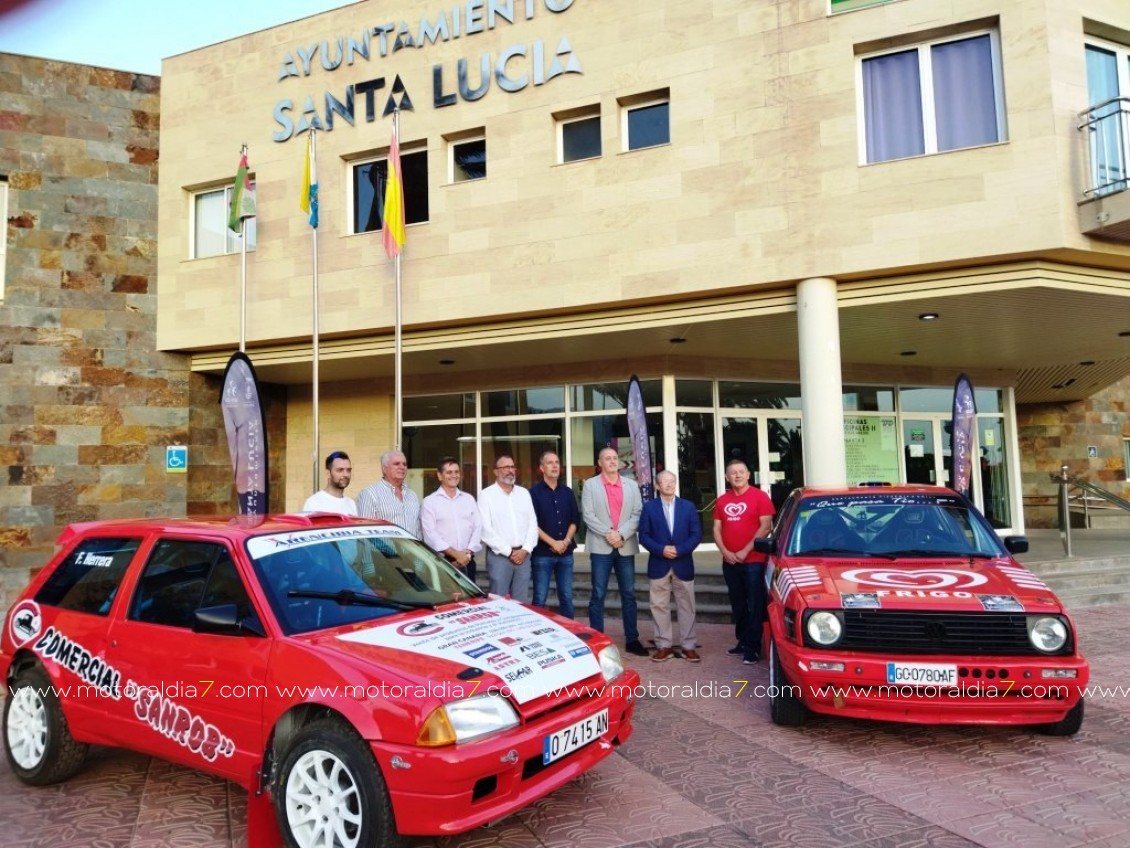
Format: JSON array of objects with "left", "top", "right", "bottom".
[
  {"left": 712, "top": 457, "right": 775, "bottom": 664},
  {"left": 421, "top": 456, "right": 482, "bottom": 585},
  {"left": 582, "top": 446, "right": 648, "bottom": 657}
]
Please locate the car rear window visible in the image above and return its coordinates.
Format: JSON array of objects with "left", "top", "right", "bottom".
[{"left": 35, "top": 537, "right": 141, "bottom": 615}]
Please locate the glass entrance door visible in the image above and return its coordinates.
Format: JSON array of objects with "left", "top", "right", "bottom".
[
  {"left": 720, "top": 416, "right": 760, "bottom": 485},
  {"left": 767, "top": 417, "right": 804, "bottom": 510},
  {"left": 720, "top": 414, "right": 803, "bottom": 511},
  {"left": 902, "top": 419, "right": 937, "bottom": 485},
  {"left": 902, "top": 417, "right": 954, "bottom": 487}
]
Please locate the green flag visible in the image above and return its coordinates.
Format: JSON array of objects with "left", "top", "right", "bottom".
[{"left": 228, "top": 149, "right": 256, "bottom": 232}]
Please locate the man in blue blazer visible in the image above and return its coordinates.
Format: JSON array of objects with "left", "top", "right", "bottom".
[{"left": 638, "top": 470, "right": 703, "bottom": 662}]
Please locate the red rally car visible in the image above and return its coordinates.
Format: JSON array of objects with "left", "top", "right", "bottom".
[
  {"left": 2, "top": 514, "right": 639, "bottom": 847},
  {"left": 756, "top": 486, "right": 1088, "bottom": 735}
]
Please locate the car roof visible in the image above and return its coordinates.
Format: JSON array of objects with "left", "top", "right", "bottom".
[{"left": 56, "top": 513, "right": 397, "bottom": 545}]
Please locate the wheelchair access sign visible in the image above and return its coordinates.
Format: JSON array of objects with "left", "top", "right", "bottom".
[{"left": 166, "top": 445, "right": 188, "bottom": 474}]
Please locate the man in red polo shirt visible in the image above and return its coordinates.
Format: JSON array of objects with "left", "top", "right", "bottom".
[{"left": 712, "top": 457, "right": 775, "bottom": 664}]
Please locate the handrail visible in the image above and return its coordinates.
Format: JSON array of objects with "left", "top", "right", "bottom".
[
  {"left": 1048, "top": 467, "right": 1130, "bottom": 553},
  {"left": 1077, "top": 96, "right": 1130, "bottom": 199},
  {"left": 1067, "top": 474, "right": 1130, "bottom": 516}
]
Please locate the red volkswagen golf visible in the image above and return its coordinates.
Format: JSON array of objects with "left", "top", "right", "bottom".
[
  {"left": 2, "top": 514, "right": 639, "bottom": 847},
  {"left": 756, "top": 486, "right": 1088, "bottom": 735}
]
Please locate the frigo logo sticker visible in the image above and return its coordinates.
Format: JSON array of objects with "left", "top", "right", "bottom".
[{"left": 840, "top": 569, "right": 988, "bottom": 590}]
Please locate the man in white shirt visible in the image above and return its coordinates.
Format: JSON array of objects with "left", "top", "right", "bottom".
[
  {"left": 302, "top": 450, "right": 358, "bottom": 516},
  {"left": 421, "top": 456, "right": 482, "bottom": 585},
  {"left": 477, "top": 454, "right": 538, "bottom": 602},
  {"left": 357, "top": 449, "right": 422, "bottom": 537}
]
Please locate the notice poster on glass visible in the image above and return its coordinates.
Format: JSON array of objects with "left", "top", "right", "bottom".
[{"left": 844, "top": 415, "right": 899, "bottom": 484}]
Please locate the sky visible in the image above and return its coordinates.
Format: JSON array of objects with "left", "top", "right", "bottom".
[{"left": 0, "top": 0, "right": 353, "bottom": 75}]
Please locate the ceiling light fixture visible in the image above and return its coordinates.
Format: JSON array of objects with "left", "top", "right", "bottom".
[
  {"left": 900, "top": 350, "right": 917, "bottom": 357},
  {"left": 918, "top": 313, "right": 939, "bottom": 322},
  {"left": 669, "top": 337, "right": 687, "bottom": 345},
  {"left": 439, "top": 359, "right": 455, "bottom": 365}
]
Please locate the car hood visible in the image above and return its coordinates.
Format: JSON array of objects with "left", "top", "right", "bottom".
[
  {"left": 296, "top": 596, "right": 607, "bottom": 707},
  {"left": 774, "top": 556, "right": 1064, "bottom": 613}
]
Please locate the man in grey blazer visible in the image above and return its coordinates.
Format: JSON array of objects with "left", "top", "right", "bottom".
[{"left": 582, "top": 446, "right": 649, "bottom": 657}]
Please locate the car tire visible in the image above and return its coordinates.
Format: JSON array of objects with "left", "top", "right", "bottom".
[
  {"left": 768, "top": 638, "right": 807, "bottom": 727},
  {"left": 275, "top": 717, "right": 403, "bottom": 848},
  {"left": 3, "top": 665, "right": 88, "bottom": 785},
  {"left": 1038, "top": 698, "right": 1084, "bottom": 737}
]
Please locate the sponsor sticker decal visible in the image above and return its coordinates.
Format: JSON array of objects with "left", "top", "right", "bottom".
[
  {"left": 124, "top": 680, "right": 235, "bottom": 762},
  {"left": 977, "top": 594, "right": 1025, "bottom": 612},
  {"left": 841, "top": 592, "right": 881, "bottom": 609},
  {"left": 32, "top": 627, "right": 122, "bottom": 700},
  {"left": 9, "top": 600, "right": 42, "bottom": 647},
  {"left": 340, "top": 598, "right": 600, "bottom": 703},
  {"left": 841, "top": 568, "right": 988, "bottom": 590},
  {"left": 464, "top": 643, "right": 499, "bottom": 659},
  {"left": 396, "top": 620, "right": 445, "bottom": 638}
]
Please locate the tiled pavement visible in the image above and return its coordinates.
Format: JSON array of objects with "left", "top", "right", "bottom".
[{"left": 3, "top": 605, "right": 1130, "bottom": 848}]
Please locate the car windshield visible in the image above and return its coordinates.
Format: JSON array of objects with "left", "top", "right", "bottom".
[
  {"left": 786, "top": 494, "right": 1007, "bottom": 559},
  {"left": 247, "top": 526, "right": 483, "bottom": 634}
]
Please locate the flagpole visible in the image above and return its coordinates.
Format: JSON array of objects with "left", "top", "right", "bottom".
[
  {"left": 393, "top": 111, "right": 403, "bottom": 451},
  {"left": 238, "top": 143, "right": 248, "bottom": 354},
  {"left": 239, "top": 221, "right": 247, "bottom": 353},
  {"left": 310, "top": 129, "right": 321, "bottom": 494}
]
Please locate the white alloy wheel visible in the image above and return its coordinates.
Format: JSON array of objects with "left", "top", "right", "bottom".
[
  {"left": 285, "top": 748, "right": 364, "bottom": 848},
  {"left": 6, "top": 686, "right": 48, "bottom": 770}
]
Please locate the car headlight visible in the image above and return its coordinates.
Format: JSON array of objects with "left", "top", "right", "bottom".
[
  {"left": 417, "top": 694, "right": 520, "bottom": 746},
  {"left": 598, "top": 645, "right": 624, "bottom": 683},
  {"left": 805, "top": 610, "right": 844, "bottom": 646},
  {"left": 1028, "top": 616, "right": 1069, "bottom": 653}
]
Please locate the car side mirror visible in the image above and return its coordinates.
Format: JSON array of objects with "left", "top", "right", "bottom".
[
  {"left": 753, "top": 537, "right": 776, "bottom": 555},
  {"left": 1002, "top": 536, "right": 1029, "bottom": 555},
  {"left": 194, "top": 604, "right": 266, "bottom": 637}
]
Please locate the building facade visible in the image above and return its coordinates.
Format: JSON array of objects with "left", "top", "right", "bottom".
[
  {"left": 152, "top": 0, "right": 1130, "bottom": 532},
  {"left": 0, "top": 53, "right": 289, "bottom": 608}
]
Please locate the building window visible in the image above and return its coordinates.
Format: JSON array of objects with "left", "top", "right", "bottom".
[
  {"left": 448, "top": 133, "right": 486, "bottom": 182},
  {"left": 1084, "top": 39, "right": 1130, "bottom": 195},
  {"left": 351, "top": 148, "right": 429, "bottom": 234},
  {"left": 0, "top": 178, "right": 7, "bottom": 300},
  {"left": 831, "top": 0, "right": 897, "bottom": 13},
  {"left": 859, "top": 30, "right": 1006, "bottom": 164},
  {"left": 1124, "top": 438, "right": 1130, "bottom": 480},
  {"left": 192, "top": 185, "right": 256, "bottom": 258},
  {"left": 557, "top": 110, "right": 601, "bottom": 163},
  {"left": 620, "top": 91, "right": 670, "bottom": 151}
]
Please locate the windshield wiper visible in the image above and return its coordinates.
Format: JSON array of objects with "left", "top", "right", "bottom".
[
  {"left": 287, "top": 589, "right": 435, "bottom": 610},
  {"left": 795, "top": 548, "right": 896, "bottom": 559}
]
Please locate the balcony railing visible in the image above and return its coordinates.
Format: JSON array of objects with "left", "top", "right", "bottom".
[{"left": 1078, "top": 96, "right": 1130, "bottom": 199}]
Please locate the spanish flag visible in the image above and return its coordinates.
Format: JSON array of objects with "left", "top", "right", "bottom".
[{"left": 382, "top": 125, "right": 405, "bottom": 258}]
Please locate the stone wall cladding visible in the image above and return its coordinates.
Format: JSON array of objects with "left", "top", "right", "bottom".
[
  {"left": 0, "top": 54, "right": 280, "bottom": 607},
  {"left": 1017, "top": 374, "right": 1130, "bottom": 528}
]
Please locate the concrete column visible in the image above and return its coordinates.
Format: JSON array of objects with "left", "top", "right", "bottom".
[{"left": 797, "top": 277, "right": 847, "bottom": 488}]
